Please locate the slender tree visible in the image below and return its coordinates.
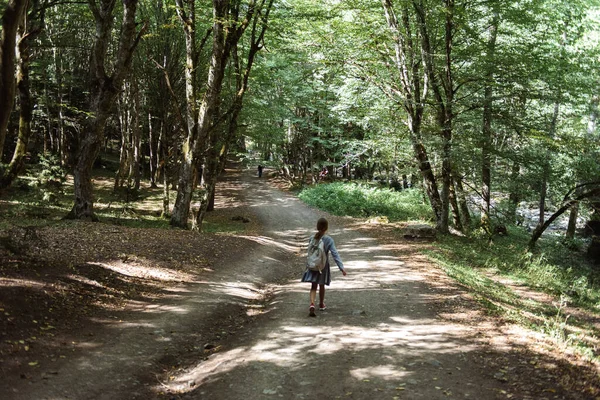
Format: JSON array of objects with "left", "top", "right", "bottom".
[
  {"left": 0, "top": 0, "right": 29, "bottom": 159},
  {"left": 381, "top": 0, "right": 443, "bottom": 225},
  {"left": 480, "top": 5, "right": 499, "bottom": 233},
  {"left": 413, "top": 0, "right": 456, "bottom": 233},
  {"left": 197, "top": 0, "right": 274, "bottom": 228},
  {"left": 171, "top": 0, "right": 258, "bottom": 229}
]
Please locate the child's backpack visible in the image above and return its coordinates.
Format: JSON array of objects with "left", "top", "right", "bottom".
[{"left": 306, "top": 236, "right": 327, "bottom": 273}]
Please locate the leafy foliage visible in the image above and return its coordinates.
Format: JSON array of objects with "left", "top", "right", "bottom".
[{"left": 35, "top": 153, "right": 68, "bottom": 203}]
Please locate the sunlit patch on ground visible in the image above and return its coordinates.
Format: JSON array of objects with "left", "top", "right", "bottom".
[
  {"left": 0, "top": 277, "right": 48, "bottom": 288},
  {"left": 350, "top": 364, "right": 409, "bottom": 381},
  {"left": 162, "top": 314, "right": 480, "bottom": 395},
  {"left": 90, "top": 261, "right": 196, "bottom": 282}
]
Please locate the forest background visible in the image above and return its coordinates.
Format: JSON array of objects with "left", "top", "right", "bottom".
[{"left": 1, "top": 0, "right": 600, "bottom": 382}]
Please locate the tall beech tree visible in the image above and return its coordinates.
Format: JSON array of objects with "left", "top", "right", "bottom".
[
  {"left": 381, "top": 0, "right": 443, "bottom": 227},
  {"left": 66, "top": 0, "right": 146, "bottom": 220},
  {"left": 0, "top": 0, "right": 28, "bottom": 159},
  {"left": 480, "top": 4, "right": 500, "bottom": 233},
  {"left": 170, "top": 0, "right": 230, "bottom": 229},
  {"left": 0, "top": 0, "right": 46, "bottom": 189},
  {"left": 413, "top": 0, "right": 456, "bottom": 233}
]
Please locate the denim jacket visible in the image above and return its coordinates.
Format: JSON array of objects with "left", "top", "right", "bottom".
[{"left": 313, "top": 234, "right": 345, "bottom": 271}]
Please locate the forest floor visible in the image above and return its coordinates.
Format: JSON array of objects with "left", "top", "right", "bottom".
[{"left": 1, "top": 163, "right": 600, "bottom": 399}]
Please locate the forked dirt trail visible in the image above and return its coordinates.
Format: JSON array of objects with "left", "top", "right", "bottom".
[{"left": 4, "top": 165, "right": 598, "bottom": 399}]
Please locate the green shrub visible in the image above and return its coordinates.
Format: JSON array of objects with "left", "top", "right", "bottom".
[
  {"left": 37, "top": 153, "right": 67, "bottom": 187},
  {"left": 298, "top": 182, "right": 431, "bottom": 222},
  {"left": 35, "top": 153, "right": 68, "bottom": 204}
]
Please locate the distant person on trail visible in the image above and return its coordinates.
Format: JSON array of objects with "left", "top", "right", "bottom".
[
  {"left": 258, "top": 165, "right": 264, "bottom": 178},
  {"left": 319, "top": 167, "right": 328, "bottom": 181},
  {"left": 301, "top": 217, "right": 347, "bottom": 317}
]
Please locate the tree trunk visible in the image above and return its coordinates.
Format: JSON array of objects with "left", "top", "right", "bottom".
[
  {"left": 566, "top": 202, "right": 578, "bottom": 240},
  {"left": 54, "top": 47, "right": 67, "bottom": 166},
  {"left": 567, "top": 94, "right": 599, "bottom": 239},
  {"left": 199, "top": 0, "right": 273, "bottom": 228},
  {"left": 1, "top": 15, "right": 33, "bottom": 188},
  {"left": 507, "top": 159, "right": 521, "bottom": 223},
  {"left": 148, "top": 113, "right": 157, "bottom": 188},
  {"left": 538, "top": 101, "right": 559, "bottom": 227},
  {"left": 131, "top": 81, "right": 141, "bottom": 191},
  {"left": 115, "top": 95, "right": 130, "bottom": 190},
  {"left": 529, "top": 185, "right": 600, "bottom": 249},
  {"left": 481, "top": 8, "right": 499, "bottom": 233},
  {"left": 412, "top": 138, "right": 443, "bottom": 222},
  {"left": 172, "top": 0, "right": 254, "bottom": 228},
  {"left": 413, "top": 0, "right": 454, "bottom": 233},
  {"left": 0, "top": 0, "right": 28, "bottom": 157},
  {"left": 449, "top": 178, "right": 463, "bottom": 232},
  {"left": 454, "top": 174, "right": 471, "bottom": 232},
  {"left": 170, "top": 0, "right": 200, "bottom": 228},
  {"left": 66, "top": 0, "right": 145, "bottom": 220},
  {"left": 382, "top": 0, "right": 443, "bottom": 224},
  {"left": 158, "top": 121, "right": 170, "bottom": 217}
]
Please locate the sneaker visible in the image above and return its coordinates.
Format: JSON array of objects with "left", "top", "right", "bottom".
[
  {"left": 319, "top": 304, "right": 327, "bottom": 311},
  {"left": 309, "top": 304, "right": 316, "bottom": 317}
]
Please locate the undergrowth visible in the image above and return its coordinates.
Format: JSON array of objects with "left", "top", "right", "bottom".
[
  {"left": 298, "top": 182, "right": 431, "bottom": 222},
  {"left": 0, "top": 166, "right": 243, "bottom": 233},
  {"left": 429, "top": 228, "right": 600, "bottom": 361},
  {"left": 432, "top": 228, "right": 600, "bottom": 310}
]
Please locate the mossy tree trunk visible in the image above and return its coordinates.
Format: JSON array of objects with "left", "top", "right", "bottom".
[{"left": 0, "top": 0, "right": 28, "bottom": 159}]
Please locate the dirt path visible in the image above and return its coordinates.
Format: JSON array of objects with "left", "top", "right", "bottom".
[{"left": 4, "top": 165, "right": 598, "bottom": 399}]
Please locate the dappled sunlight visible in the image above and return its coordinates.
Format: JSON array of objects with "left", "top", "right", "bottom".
[
  {"left": 245, "top": 189, "right": 315, "bottom": 213},
  {"left": 348, "top": 237, "right": 379, "bottom": 242},
  {"left": 214, "top": 281, "right": 265, "bottom": 299},
  {"left": 141, "top": 303, "right": 191, "bottom": 314},
  {"left": 112, "top": 299, "right": 194, "bottom": 315},
  {"left": 236, "top": 235, "right": 299, "bottom": 253},
  {"left": 183, "top": 280, "right": 267, "bottom": 308},
  {"left": 163, "top": 313, "right": 480, "bottom": 394},
  {"left": 88, "top": 319, "right": 157, "bottom": 330},
  {"left": 342, "top": 244, "right": 403, "bottom": 255},
  {"left": 343, "top": 259, "right": 372, "bottom": 271},
  {"left": 73, "top": 342, "right": 105, "bottom": 350},
  {"left": 343, "top": 258, "right": 406, "bottom": 271},
  {"left": 90, "top": 261, "right": 196, "bottom": 282},
  {"left": 163, "top": 286, "right": 195, "bottom": 293},
  {"left": 0, "top": 277, "right": 48, "bottom": 288},
  {"left": 67, "top": 274, "right": 106, "bottom": 289},
  {"left": 350, "top": 365, "right": 409, "bottom": 381}
]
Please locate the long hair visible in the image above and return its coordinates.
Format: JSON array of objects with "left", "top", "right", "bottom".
[{"left": 315, "top": 218, "right": 328, "bottom": 239}]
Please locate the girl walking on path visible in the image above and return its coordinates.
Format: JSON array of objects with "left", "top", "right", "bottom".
[{"left": 301, "top": 218, "right": 347, "bottom": 317}]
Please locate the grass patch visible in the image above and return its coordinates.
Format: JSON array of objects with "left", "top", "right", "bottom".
[
  {"left": 432, "top": 229, "right": 600, "bottom": 310},
  {"left": 427, "top": 228, "right": 600, "bottom": 360},
  {"left": 298, "top": 182, "right": 431, "bottom": 222}
]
